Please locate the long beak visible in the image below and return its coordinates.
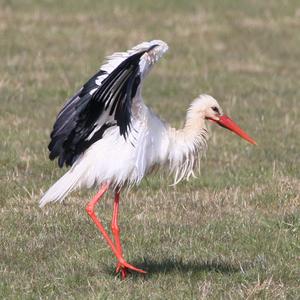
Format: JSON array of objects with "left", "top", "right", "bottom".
[{"left": 212, "top": 115, "right": 256, "bottom": 145}]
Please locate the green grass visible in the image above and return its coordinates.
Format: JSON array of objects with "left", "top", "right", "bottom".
[{"left": 1, "top": 0, "right": 300, "bottom": 298}]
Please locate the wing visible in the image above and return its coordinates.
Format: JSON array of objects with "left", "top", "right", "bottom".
[{"left": 48, "top": 40, "right": 168, "bottom": 167}]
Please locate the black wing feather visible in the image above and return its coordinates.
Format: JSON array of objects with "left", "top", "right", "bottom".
[{"left": 48, "top": 49, "right": 149, "bottom": 168}]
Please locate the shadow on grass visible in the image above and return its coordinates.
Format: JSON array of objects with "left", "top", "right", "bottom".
[{"left": 105, "top": 257, "right": 247, "bottom": 279}]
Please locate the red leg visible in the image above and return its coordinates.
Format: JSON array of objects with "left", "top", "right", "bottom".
[
  {"left": 112, "top": 192, "right": 123, "bottom": 256},
  {"left": 86, "top": 184, "right": 146, "bottom": 279},
  {"left": 111, "top": 192, "right": 127, "bottom": 279}
]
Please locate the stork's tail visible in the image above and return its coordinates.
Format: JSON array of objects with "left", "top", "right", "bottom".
[{"left": 39, "top": 162, "right": 87, "bottom": 208}]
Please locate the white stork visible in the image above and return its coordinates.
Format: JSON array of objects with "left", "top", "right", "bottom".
[{"left": 40, "top": 40, "right": 256, "bottom": 279}]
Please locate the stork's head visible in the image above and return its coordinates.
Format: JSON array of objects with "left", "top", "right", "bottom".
[{"left": 189, "top": 94, "right": 256, "bottom": 145}]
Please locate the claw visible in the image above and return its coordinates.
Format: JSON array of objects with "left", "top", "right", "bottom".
[
  {"left": 116, "top": 264, "right": 121, "bottom": 274},
  {"left": 115, "top": 260, "right": 146, "bottom": 279},
  {"left": 122, "top": 261, "right": 146, "bottom": 274},
  {"left": 121, "top": 268, "right": 127, "bottom": 280}
]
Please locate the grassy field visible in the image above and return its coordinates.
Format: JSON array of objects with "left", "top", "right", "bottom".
[{"left": 1, "top": 0, "right": 300, "bottom": 298}]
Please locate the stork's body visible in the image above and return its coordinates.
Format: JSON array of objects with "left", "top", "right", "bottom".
[{"left": 40, "top": 40, "right": 255, "bottom": 279}]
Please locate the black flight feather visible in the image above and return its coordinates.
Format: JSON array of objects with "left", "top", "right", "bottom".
[{"left": 48, "top": 48, "right": 150, "bottom": 168}]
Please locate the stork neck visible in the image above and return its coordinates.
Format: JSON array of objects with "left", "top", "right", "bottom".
[
  {"left": 183, "top": 111, "right": 206, "bottom": 138},
  {"left": 166, "top": 111, "right": 208, "bottom": 185},
  {"left": 168, "top": 111, "right": 208, "bottom": 154}
]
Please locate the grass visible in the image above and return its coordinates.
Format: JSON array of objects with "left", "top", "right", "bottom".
[{"left": 1, "top": 0, "right": 299, "bottom": 298}]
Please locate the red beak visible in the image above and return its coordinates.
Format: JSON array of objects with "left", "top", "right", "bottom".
[{"left": 210, "top": 115, "right": 256, "bottom": 145}]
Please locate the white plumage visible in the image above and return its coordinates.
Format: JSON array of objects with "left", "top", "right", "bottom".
[
  {"left": 39, "top": 40, "right": 256, "bottom": 279},
  {"left": 40, "top": 40, "right": 208, "bottom": 207},
  {"left": 39, "top": 96, "right": 210, "bottom": 206}
]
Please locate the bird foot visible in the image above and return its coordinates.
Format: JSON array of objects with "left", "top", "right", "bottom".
[{"left": 115, "top": 259, "right": 146, "bottom": 279}]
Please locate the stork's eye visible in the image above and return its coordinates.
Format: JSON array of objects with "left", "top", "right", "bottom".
[{"left": 212, "top": 106, "right": 220, "bottom": 114}]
